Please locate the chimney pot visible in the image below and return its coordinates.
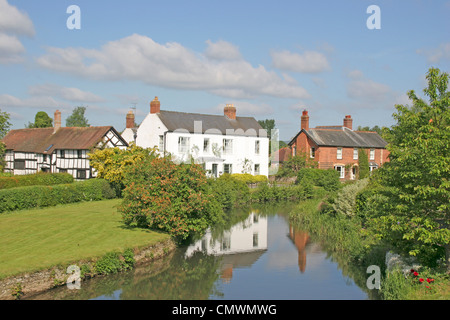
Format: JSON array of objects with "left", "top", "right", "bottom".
[
  {"left": 224, "top": 103, "right": 236, "bottom": 120},
  {"left": 301, "top": 109, "right": 309, "bottom": 131},
  {"left": 150, "top": 96, "right": 160, "bottom": 114},
  {"left": 343, "top": 115, "right": 353, "bottom": 130}
]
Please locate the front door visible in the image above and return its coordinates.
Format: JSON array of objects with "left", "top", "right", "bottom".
[{"left": 212, "top": 164, "right": 218, "bottom": 178}]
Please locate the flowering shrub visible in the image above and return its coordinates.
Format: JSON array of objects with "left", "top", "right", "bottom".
[
  {"left": 408, "top": 269, "right": 436, "bottom": 291},
  {"left": 119, "top": 155, "right": 223, "bottom": 241}
]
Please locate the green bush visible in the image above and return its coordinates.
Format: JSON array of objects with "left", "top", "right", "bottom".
[
  {"left": 297, "top": 168, "right": 341, "bottom": 192},
  {"left": 332, "top": 178, "right": 369, "bottom": 217},
  {"left": 208, "top": 174, "right": 251, "bottom": 210},
  {"left": 119, "top": 156, "right": 223, "bottom": 241},
  {"left": 0, "top": 179, "right": 116, "bottom": 213},
  {"left": 94, "top": 249, "right": 135, "bottom": 275},
  {"left": 230, "top": 173, "right": 268, "bottom": 185},
  {"left": 251, "top": 183, "right": 313, "bottom": 203},
  {"left": 0, "top": 172, "right": 74, "bottom": 189}
]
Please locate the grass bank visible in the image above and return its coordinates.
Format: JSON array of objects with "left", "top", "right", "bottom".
[
  {"left": 289, "top": 189, "right": 450, "bottom": 300},
  {"left": 0, "top": 199, "right": 171, "bottom": 280}
]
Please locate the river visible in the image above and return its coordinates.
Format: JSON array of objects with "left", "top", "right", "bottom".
[{"left": 27, "top": 202, "right": 377, "bottom": 300}]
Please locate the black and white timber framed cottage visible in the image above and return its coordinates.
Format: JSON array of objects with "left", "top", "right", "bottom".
[{"left": 1, "top": 110, "right": 128, "bottom": 180}]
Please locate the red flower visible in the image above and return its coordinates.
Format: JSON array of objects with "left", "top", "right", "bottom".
[
  {"left": 426, "top": 278, "right": 434, "bottom": 283},
  {"left": 410, "top": 269, "right": 415, "bottom": 273},
  {"left": 419, "top": 278, "right": 424, "bottom": 283},
  {"left": 413, "top": 271, "right": 419, "bottom": 276}
]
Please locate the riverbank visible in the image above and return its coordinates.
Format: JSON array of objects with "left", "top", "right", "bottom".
[
  {"left": 288, "top": 193, "right": 450, "bottom": 300},
  {"left": 0, "top": 199, "right": 176, "bottom": 300}
]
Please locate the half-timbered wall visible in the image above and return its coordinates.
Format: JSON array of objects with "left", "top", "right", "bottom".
[
  {"left": 4, "top": 128, "right": 128, "bottom": 179},
  {"left": 54, "top": 149, "right": 92, "bottom": 180},
  {"left": 98, "top": 130, "right": 127, "bottom": 149}
]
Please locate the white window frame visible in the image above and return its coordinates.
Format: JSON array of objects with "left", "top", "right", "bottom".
[
  {"left": 335, "top": 165, "right": 345, "bottom": 179},
  {"left": 353, "top": 148, "right": 358, "bottom": 160},
  {"left": 254, "top": 164, "right": 260, "bottom": 175},
  {"left": 337, "top": 147, "right": 343, "bottom": 160},
  {"left": 203, "top": 138, "right": 210, "bottom": 153},
  {"left": 159, "top": 135, "right": 164, "bottom": 152},
  {"left": 178, "top": 136, "right": 190, "bottom": 154},
  {"left": 370, "top": 149, "right": 375, "bottom": 160},
  {"left": 310, "top": 147, "right": 315, "bottom": 159},
  {"left": 255, "top": 140, "right": 260, "bottom": 155},
  {"left": 224, "top": 163, "right": 232, "bottom": 174},
  {"left": 223, "top": 139, "right": 233, "bottom": 155}
]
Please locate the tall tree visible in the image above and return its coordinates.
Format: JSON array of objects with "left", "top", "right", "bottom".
[
  {"left": 358, "top": 148, "right": 370, "bottom": 179},
  {"left": 26, "top": 111, "right": 53, "bottom": 128},
  {"left": 0, "top": 109, "right": 11, "bottom": 139},
  {"left": 258, "top": 119, "right": 275, "bottom": 138},
  {"left": 258, "top": 119, "right": 279, "bottom": 153},
  {"left": 369, "top": 68, "right": 450, "bottom": 269},
  {"left": 66, "top": 106, "right": 90, "bottom": 127},
  {"left": 0, "top": 109, "right": 12, "bottom": 171}
]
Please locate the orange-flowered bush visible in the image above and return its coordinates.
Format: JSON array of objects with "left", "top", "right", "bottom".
[{"left": 119, "top": 155, "right": 223, "bottom": 241}]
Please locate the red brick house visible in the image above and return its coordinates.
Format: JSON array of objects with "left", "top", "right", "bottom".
[{"left": 288, "top": 110, "right": 389, "bottom": 180}]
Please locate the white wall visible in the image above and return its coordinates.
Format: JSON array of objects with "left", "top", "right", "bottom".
[
  {"left": 165, "top": 131, "right": 269, "bottom": 176},
  {"left": 129, "top": 112, "right": 269, "bottom": 176},
  {"left": 134, "top": 113, "right": 168, "bottom": 152}
]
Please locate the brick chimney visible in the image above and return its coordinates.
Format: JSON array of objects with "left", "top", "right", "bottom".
[
  {"left": 301, "top": 110, "right": 309, "bottom": 131},
  {"left": 224, "top": 104, "right": 236, "bottom": 120},
  {"left": 126, "top": 110, "right": 135, "bottom": 129},
  {"left": 150, "top": 96, "right": 160, "bottom": 114},
  {"left": 53, "top": 110, "right": 61, "bottom": 134},
  {"left": 343, "top": 115, "right": 353, "bottom": 130}
]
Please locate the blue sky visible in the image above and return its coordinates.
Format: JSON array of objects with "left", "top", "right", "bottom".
[{"left": 1, "top": 0, "right": 449, "bottom": 141}]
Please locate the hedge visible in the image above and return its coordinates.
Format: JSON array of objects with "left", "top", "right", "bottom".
[
  {"left": 251, "top": 183, "right": 314, "bottom": 203},
  {"left": 296, "top": 168, "right": 341, "bottom": 192},
  {"left": 0, "top": 173, "right": 74, "bottom": 189},
  {"left": 0, "top": 179, "right": 116, "bottom": 213},
  {"left": 230, "top": 173, "right": 268, "bottom": 185}
]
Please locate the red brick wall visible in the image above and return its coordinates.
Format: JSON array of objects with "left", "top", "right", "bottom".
[{"left": 291, "top": 131, "right": 390, "bottom": 180}]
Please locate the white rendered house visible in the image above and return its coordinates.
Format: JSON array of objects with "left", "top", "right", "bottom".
[{"left": 122, "top": 97, "right": 269, "bottom": 177}]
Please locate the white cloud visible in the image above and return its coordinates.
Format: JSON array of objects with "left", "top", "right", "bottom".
[
  {"left": 346, "top": 70, "right": 391, "bottom": 101},
  {"left": 204, "top": 40, "right": 242, "bottom": 61},
  {"left": 36, "top": 34, "right": 310, "bottom": 100},
  {"left": 347, "top": 69, "right": 364, "bottom": 80},
  {"left": 347, "top": 79, "right": 391, "bottom": 100},
  {"left": 28, "top": 84, "right": 105, "bottom": 103},
  {"left": 417, "top": 42, "right": 450, "bottom": 64},
  {"left": 0, "top": 33, "right": 25, "bottom": 63},
  {"left": 0, "top": 93, "right": 63, "bottom": 110},
  {"left": 0, "top": 84, "right": 105, "bottom": 113},
  {"left": 271, "top": 49, "right": 330, "bottom": 73},
  {"left": 0, "top": 0, "right": 35, "bottom": 64},
  {"left": 0, "top": 0, "right": 35, "bottom": 36},
  {"left": 211, "top": 101, "right": 274, "bottom": 116}
]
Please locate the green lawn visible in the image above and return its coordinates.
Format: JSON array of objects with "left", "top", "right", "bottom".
[{"left": 0, "top": 199, "right": 170, "bottom": 279}]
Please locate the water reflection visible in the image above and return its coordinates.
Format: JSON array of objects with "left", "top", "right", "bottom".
[
  {"left": 26, "top": 203, "right": 370, "bottom": 300},
  {"left": 288, "top": 225, "right": 309, "bottom": 273},
  {"left": 185, "top": 211, "right": 268, "bottom": 285}
]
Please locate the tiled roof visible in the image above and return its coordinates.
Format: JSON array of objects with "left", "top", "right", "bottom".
[
  {"left": 2, "top": 126, "right": 117, "bottom": 154},
  {"left": 290, "top": 127, "right": 388, "bottom": 148},
  {"left": 158, "top": 110, "right": 267, "bottom": 137}
]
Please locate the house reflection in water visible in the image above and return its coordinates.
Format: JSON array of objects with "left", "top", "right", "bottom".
[
  {"left": 288, "top": 225, "right": 310, "bottom": 273},
  {"left": 185, "top": 211, "right": 268, "bottom": 283}
]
